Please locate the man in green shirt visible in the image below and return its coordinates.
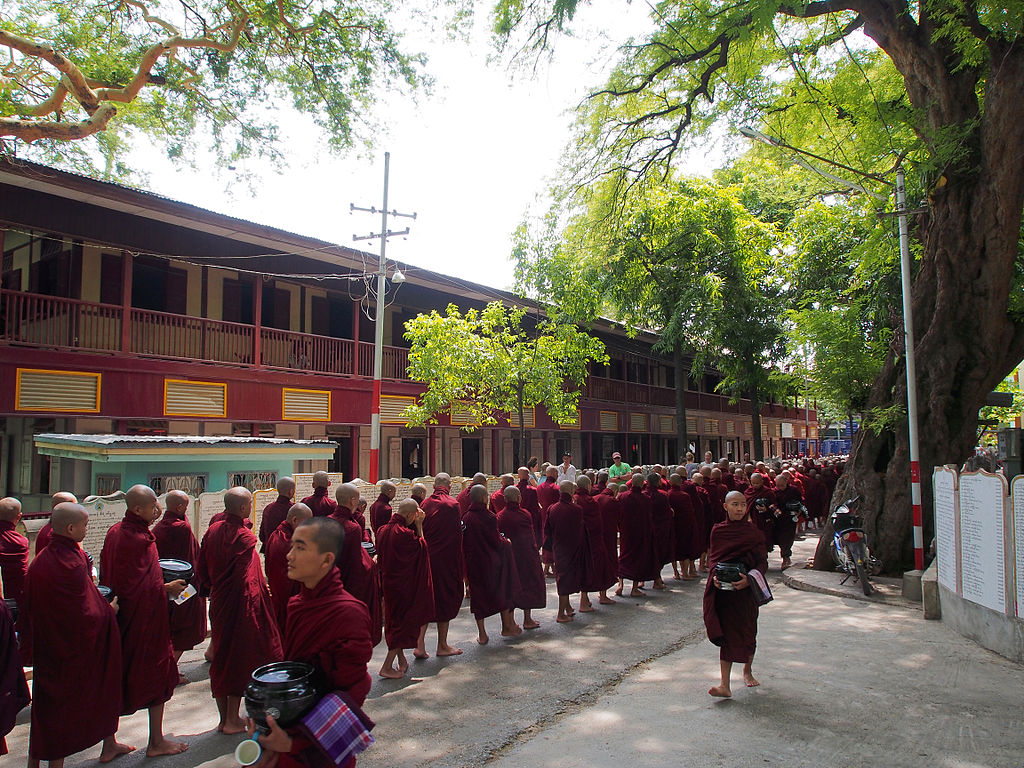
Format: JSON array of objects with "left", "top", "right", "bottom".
[{"left": 608, "top": 452, "right": 632, "bottom": 478}]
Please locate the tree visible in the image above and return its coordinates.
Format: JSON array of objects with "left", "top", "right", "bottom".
[
  {"left": 0, "top": 0, "right": 431, "bottom": 177},
  {"left": 401, "top": 301, "right": 607, "bottom": 467},
  {"left": 494, "top": 0, "right": 1024, "bottom": 571}
]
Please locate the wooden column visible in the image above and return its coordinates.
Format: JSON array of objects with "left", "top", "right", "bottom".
[
  {"left": 120, "top": 251, "right": 132, "bottom": 353},
  {"left": 253, "top": 276, "right": 263, "bottom": 369}
]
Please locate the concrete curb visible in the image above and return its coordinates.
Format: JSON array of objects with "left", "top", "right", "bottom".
[{"left": 781, "top": 568, "right": 921, "bottom": 610}]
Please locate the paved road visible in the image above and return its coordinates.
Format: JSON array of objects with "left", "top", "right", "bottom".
[{"left": 9, "top": 533, "right": 1024, "bottom": 767}]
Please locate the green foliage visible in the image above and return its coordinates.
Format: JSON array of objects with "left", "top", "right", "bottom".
[
  {"left": 979, "top": 370, "right": 1024, "bottom": 428},
  {"left": 401, "top": 301, "right": 607, "bottom": 433}
]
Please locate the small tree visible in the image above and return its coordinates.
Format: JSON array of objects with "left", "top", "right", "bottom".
[{"left": 402, "top": 302, "right": 607, "bottom": 467}]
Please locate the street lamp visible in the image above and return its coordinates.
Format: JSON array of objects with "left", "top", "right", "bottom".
[{"left": 740, "top": 126, "right": 924, "bottom": 571}]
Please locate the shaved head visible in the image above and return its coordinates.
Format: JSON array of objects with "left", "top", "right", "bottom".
[
  {"left": 165, "top": 489, "right": 190, "bottom": 514},
  {"left": 472, "top": 473, "right": 487, "bottom": 486},
  {"left": 335, "top": 483, "right": 361, "bottom": 508},
  {"left": 411, "top": 483, "right": 427, "bottom": 502},
  {"left": 224, "top": 486, "right": 252, "bottom": 517},
  {"left": 380, "top": 481, "right": 396, "bottom": 498},
  {"left": 52, "top": 491, "right": 78, "bottom": 507},
  {"left": 434, "top": 473, "right": 452, "bottom": 489},
  {"left": 470, "top": 484, "right": 489, "bottom": 504},
  {"left": 504, "top": 485, "right": 521, "bottom": 503},
  {"left": 277, "top": 476, "right": 296, "bottom": 496},
  {"left": 287, "top": 502, "right": 313, "bottom": 524},
  {"left": 0, "top": 497, "right": 21, "bottom": 523},
  {"left": 397, "top": 498, "right": 419, "bottom": 518},
  {"left": 559, "top": 480, "right": 576, "bottom": 495},
  {"left": 51, "top": 502, "right": 88, "bottom": 540},
  {"left": 312, "top": 470, "right": 330, "bottom": 489},
  {"left": 125, "top": 484, "right": 157, "bottom": 511},
  {"left": 500, "top": 474, "right": 514, "bottom": 487},
  {"left": 576, "top": 475, "right": 591, "bottom": 491},
  {"left": 725, "top": 490, "right": 745, "bottom": 503}
]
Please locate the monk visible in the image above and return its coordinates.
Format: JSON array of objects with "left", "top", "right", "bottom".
[
  {"left": 615, "top": 475, "right": 658, "bottom": 597},
  {"left": 536, "top": 466, "right": 560, "bottom": 577},
  {"left": 152, "top": 489, "right": 207, "bottom": 679},
  {"left": 772, "top": 473, "right": 803, "bottom": 570},
  {"left": 0, "top": 592, "right": 28, "bottom": 758},
  {"left": 690, "top": 471, "right": 714, "bottom": 571},
  {"left": 410, "top": 483, "right": 428, "bottom": 505},
  {"left": 369, "top": 481, "right": 396, "bottom": 537},
  {"left": 457, "top": 473, "right": 488, "bottom": 515},
  {"left": 24, "top": 502, "right": 130, "bottom": 767},
  {"left": 197, "top": 486, "right": 283, "bottom": 734},
  {"left": 100, "top": 484, "right": 188, "bottom": 757},
  {"left": 516, "top": 467, "right": 543, "bottom": 552},
  {"left": 496, "top": 485, "right": 546, "bottom": 629},
  {"left": 462, "top": 484, "right": 522, "bottom": 644},
  {"left": 32, "top": 491, "right": 77, "bottom": 555},
  {"left": 246, "top": 517, "right": 373, "bottom": 768},
  {"left": 488, "top": 474, "right": 512, "bottom": 514},
  {"left": 704, "top": 491, "right": 768, "bottom": 697},
  {"left": 744, "top": 473, "right": 776, "bottom": 554},
  {"left": 595, "top": 479, "right": 621, "bottom": 601},
  {"left": 644, "top": 473, "right": 673, "bottom": 590},
  {"left": 544, "top": 481, "right": 586, "bottom": 622},
  {"left": 265, "top": 502, "right": 312, "bottom": 632},
  {"left": 258, "top": 476, "right": 296, "bottom": 551},
  {"left": 377, "top": 498, "right": 435, "bottom": 678},
  {"left": 332, "top": 484, "right": 384, "bottom": 646},
  {"left": 667, "top": 474, "right": 699, "bottom": 580},
  {"left": 415, "top": 473, "right": 464, "bottom": 659},
  {"left": 0, "top": 497, "right": 29, "bottom": 607},
  {"left": 575, "top": 476, "right": 616, "bottom": 608},
  {"left": 301, "top": 470, "right": 337, "bottom": 517}
]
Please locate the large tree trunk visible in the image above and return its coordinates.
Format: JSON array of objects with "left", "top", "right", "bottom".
[
  {"left": 673, "top": 343, "right": 689, "bottom": 463},
  {"left": 749, "top": 382, "right": 763, "bottom": 462},
  {"left": 814, "top": 48, "right": 1024, "bottom": 572}
]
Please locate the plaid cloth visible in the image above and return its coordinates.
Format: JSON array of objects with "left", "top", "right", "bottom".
[
  {"left": 748, "top": 569, "right": 774, "bottom": 606},
  {"left": 300, "top": 693, "right": 375, "bottom": 766}
]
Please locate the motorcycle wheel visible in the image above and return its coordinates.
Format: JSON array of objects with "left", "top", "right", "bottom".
[{"left": 855, "top": 559, "right": 872, "bottom": 596}]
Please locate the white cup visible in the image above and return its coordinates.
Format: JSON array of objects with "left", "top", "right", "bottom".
[{"left": 234, "top": 735, "right": 262, "bottom": 766}]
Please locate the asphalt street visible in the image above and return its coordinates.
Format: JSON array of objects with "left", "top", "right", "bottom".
[{"left": 9, "top": 533, "right": 1024, "bottom": 767}]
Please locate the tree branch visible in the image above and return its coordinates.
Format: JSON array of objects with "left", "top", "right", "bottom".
[
  {"left": 0, "top": 29, "right": 102, "bottom": 113},
  {"left": 0, "top": 104, "right": 118, "bottom": 141}
]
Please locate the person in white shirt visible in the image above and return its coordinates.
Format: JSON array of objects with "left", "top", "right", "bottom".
[{"left": 556, "top": 453, "right": 578, "bottom": 484}]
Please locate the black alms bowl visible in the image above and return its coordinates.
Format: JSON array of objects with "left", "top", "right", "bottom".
[
  {"left": 97, "top": 585, "right": 115, "bottom": 603},
  {"left": 3, "top": 598, "right": 17, "bottom": 623},
  {"left": 244, "top": 661, "right": 320, "bottom": 731},
  {"left": 158, "top": 558, "right": 194, "bottom": 584}
]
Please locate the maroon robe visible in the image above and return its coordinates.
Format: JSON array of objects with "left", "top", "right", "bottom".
[
  {"left": 265, "top": 519, "right": 299, "bottom": 633},
  {"left": 576, "top": 490, "right": 616, "bottom": 592},
  {"left": 489, "top": 487, "right": 508, "bottom": 514},
  {"left": 24, "top": 535, "right": 120, "bottom": 760},
  {"left": 209, "top": 510, "right": 253, "bottom": 529},
  {"left": 773, "top": 485, "right": 803, "bottom": 558},
  {"left": 497, "top": 500, "right": 546, "bottom": 610},
  {"left": 302, "top": 487, "right": 338, "bottom": 518},
  {"left": 369, "top": 494, "right": 393, "bottom": 537},
  {"left": 645, "top": 487, "right": 675, "bottom": 569},
  {"left": 517, "top": 479, "right": 543, "bottom": 551},
  {"left": 543, "top": 493, "right": 586, "bottom": 596},
  {"left": 595, "top": 489, "right": 620, "bottom": 580},
  {"left": 33, "top": 521, "right": 52, "bottom": 555},
  {"left": 280, "top": 567, "right": 372, "bottom": 768},
  {"left": 0, "top": 598, "right": 28, "bottom": 756},
  {"left": 376, "top": 514, "right": 435, "bottom": 649},
  {"left": 100, "top": 512, "right": 178, "bottom": 714},
  {"left": 616, "top": 488, "right": 659, "bottom": 581},
  {"left": 197, "top": 515, "right": 283, "bottom": 697},
  {"left": 536, "top": 480, "right": 560, "bottom": 565},
  {"left": 0, "top": 520, "right": 28, "bottom": 607},
  {"left": 668, "top": 486, "right": 701, "bottom": 560},
  {"left": 329, "top": 506, "right": 383, "bottom": 647},
  {"left": 744, "top": 485, "right": 776, "bottom": 552},
  {"left": 456, "top": 486, "right": 473, "bottom": 515},
  {"left": 421, "top": 488, "right": 465, "bottom": 623},
  {"left": 153, "top": 507, "right": 208, "bottom": 652},
  {"left": 461, "top": 503, "right": 517, "bottom": 619},
  {"left": 259, "top": 494, "right": 293, "bottom": 551},
  {"left": 702, "top": 518, "right": 768, "bottom": 662}
]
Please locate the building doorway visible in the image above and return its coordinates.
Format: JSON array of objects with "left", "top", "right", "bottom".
[
  {"left": 402, "top": 437, "right": 425, "bottom": 479},
  {"left": 461, "top": 437, "right": 481, "bottom": 476}
]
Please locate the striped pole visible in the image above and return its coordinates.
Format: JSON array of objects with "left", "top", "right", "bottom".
[{"left": 369, "top": 153, "right": 390, "bottom": 484}]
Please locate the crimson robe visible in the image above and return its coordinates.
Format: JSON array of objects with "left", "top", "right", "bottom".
[
  {"left": 576, "top": 490, "right": 616, "bottom": 592},
  {"left": 497, "top": 500, "right": 546, "bottom": 609},
  {"left": 489, "top": 487, "right": 508, "bottom": 514},
  {"left": 302, "top": 487, "right": 337, "bottom": 518},
  {"left": 280, "top": 568, "right": 372, "bottom": 768},
  {"left": 543, "top": 493, "right": 586, "bottom": 596},
  {"left": 0, "top": 598, "right": 28, "bottom": 756},
  {"left": 210, "top": 510, "right": 253, "bottom": 529},
  {"left": 33, "top": 521, "right": 52, "bottom": 555},
  {"left": 773, "top": 485, "right": 803, "bottom": 558},
  {"left": 24, "top": 535, "right": 120, "bottom": 760},
  {"left": 259, "top": 494, "right": 293, "bottom": 551},
  {"left": 153, "top": 508, "right": 208, "bottom": 652},
  {"left": 516, "top": 479, "right": 543, "bottom": 551},
  {"left": 692, "top": 483, "right": 714, "bottom": 549},
  {"left": 668, "top": 487, "right": 701, "bottom": 560},
  {"left": 420, "top": 488, "right": 465, "bottom": 623},
  {"left": 197, "top": 515, "right": 283, "bottom": 697},
  {"left": 595, "top": 489, "right": 620, "bottom": 579},
  {"left": 461, "top": 503, "right": 517, "bottom": 619},
  {"left": 265, "top": 519, "right": 299, "bottom": 633},
  {"left": 616, "top": 488, "right": 659, "bottom": 581},
  {"left": 376, "top": 514, "right": 435, "bottom": 649},
  {"left": 329, "top": 507, "right": 383, "bottom": 647},
  {"left": 702, "top": 518, "right": 768, "bottom": 662},
  {"left": 0, "top": 520, "right": 28, "bottom": 607},
  {"left": 456, "top": 486, "right": 473, "bottom": 515},
  {"left": 536, "top": 480, "right": 560, "bottom": 565},
  {"left": 369, "top": 494, "right": 393, "bottom": 537},
  {"left": 744, "top": 485, "right": 776, "bottom": 552},
  {"left": 645, "top": 487, "right": 675, "bottom": 569},
  {"left": 100, "top": 512, "right": 178, "bottom": 714}
]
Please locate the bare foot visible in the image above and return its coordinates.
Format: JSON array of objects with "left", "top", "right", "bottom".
[
  {"left": 653, "top": 581, "right": 667, "bottom": 590},
  {"left": 176, "top": 673, "right": 189, "bottom": 686},
  {"left": 522, "top": 619, "right": 540, "bottom": 629},
  {"left": 413, "top": 647, "right": 429, "bottom": 660},
  {"left": 477, "top": 633, "right": 489, "bottom": 645},
  {"left": 556, "top": 614, "right": 574, "bottom": 623},
  {"left": 501, "top": 624, "right": 523, "bottom": 637},
  {"left": 99, "top": 741, "right": 136, "bottom": 762},
  {"left": 598, "top": 596, "right": 616, "bottom": 605},
  {"left": 682, "top": 576, "right": 697, "bottom": 581},
  {"left": 780, "top": 559, "right": 792, "bottom": 571},
  {"left": 146, "top": 738, "right": 189, "bottom": 756},
  {"left": 579, "top": 605, "right": 595, "bottom": 613},
  {"left": 437, "top": 644, "right": 464, "bottom": 656},
  {"left": 629, "top": 588, "right": 646, "bottom": 597},
  {"left": 398, "top": 657, "right": 409, "bottom": 674},
  {"left": 613, "top": 587, "right": 623, "bottom": 597},
  {"left": 378, "top": 665, "right": 404, "bottom": 679},
  {"left": 744, "top": 674, "right": 760, "bottom": 687},
  {"left": 708, "top": 685, "right": 732, "bottom": 698},
  {"left": 218, "top": 720, "right": 246, "bottom": 736}
]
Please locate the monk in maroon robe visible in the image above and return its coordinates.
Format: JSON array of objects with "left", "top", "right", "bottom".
[
  {"left": 772, "top": 473, "right": 802, "bottom": 569},
  {"left": 516, "top": 467, "right": 543, "bottom": 550},
  {"left": 246, "top": 516, "right": 373, "bottom": 768},
  {"left": 25, "top": 502, "right": 131, "bottom": 766},
  {"left": 100, "top": 485, "right": 188, "bottom": 757},
  {"left": 265, "top": 503, "right": 312, "bottom": 633},
  {"left": 461, "top": 485, "right": 522, "bottom": 644},
  {"left": 152, "top": 490, "right": 207, "bottom": 676},
  {"left": 354, "top": 499, "right": 372, "bottom": 543},
  {"left": 615, "top": 476, "right": 659, "bottom": 597},
  {"left": 456, "top": 473, "right": 488, "bottom": 515},
  {"left": 644, "top": 474, "right": 673, "bottom": 589},
  {"left": 32, "top": 491, "right": 77, "bottom": 556},
  {"left": 0, "top": 498, "right": 28, "bottom": 608},
  {"left": 497, "top": 486, "right": 546, "bottom": 629},
  {"left": 704, "top": 491, "right": 769, "bottom": 697},
  {"left": 690, "top": 473, "right": 714, "bottom": 570},
  {"left": 258, "top": 476, "right": 295, "bottom": 551},
  {"left": 415, "top": 474, "right": 465, "bottom": 658},
  {"left": 0, "top": 596, "right": 28, "bottom": 758},
  {"left": 536, "top": 468, "right": 561, "bottom": 577},
  {"left": 544, "top": 481, "right": 586, "bottom": 622},
  {"left": 377, "top": 499, "right": 435, "bottom": 678},
  {"left": 595, "top": 479, "right": 621, "bottom": 597},
  {"left": 744, "top": 473, "right": 776, "bottom": 554},
  {"left": 575, "top": 476, "right": 616, "bottom": 607},
  {"left": 333, "top": 484, "right": 384, "bottom": 647},
  {"left": 668, "top": 474, "right": 699, "bottom": 580},
  {"left": 369, "top": 482, "right": 396, "bottom": 537},
  {"left": 197, "top": 486, "right": 283, "bottom": 734},
  {"left": 489, "top": 475, "right": 514, "bottom": 514},
  {"left": 301, "top": 471, "right": 338, "bottom": 517}
]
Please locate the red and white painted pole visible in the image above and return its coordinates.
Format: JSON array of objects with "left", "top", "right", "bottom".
[{"left": 368, "top": 153, "right": 391, "bottom": 484}]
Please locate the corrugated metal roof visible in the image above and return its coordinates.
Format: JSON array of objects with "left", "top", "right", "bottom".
[{"left": 35, "top": 433, "right": 336, "bottom": 447}]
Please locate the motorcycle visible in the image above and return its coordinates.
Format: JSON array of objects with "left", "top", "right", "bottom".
[{"left": 830, "top": 497, "right": 882, "bottom": 595}]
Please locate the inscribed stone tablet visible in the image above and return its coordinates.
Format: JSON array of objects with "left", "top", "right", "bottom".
[
  {"left": 933, "top": 466, "right": 959, "bottom": 593},
  {"left": 959, "top": 471, "right": 1006, "bottom": 613}
]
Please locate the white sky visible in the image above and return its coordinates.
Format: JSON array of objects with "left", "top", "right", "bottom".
[{"left": 135, "top": 2, "right": 725, "bottom": 291}]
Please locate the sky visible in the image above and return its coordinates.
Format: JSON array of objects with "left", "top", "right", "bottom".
[{"left": 132, "top": 1, "right": 725, "bottom": 291}]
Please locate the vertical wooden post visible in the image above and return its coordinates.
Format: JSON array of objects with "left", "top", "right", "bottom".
[
  {"left": 120, "top": 251, "right": 132, "bottom": 353},
  {"left": 253, "top": 276, "right": 263, "bottom": 369}
]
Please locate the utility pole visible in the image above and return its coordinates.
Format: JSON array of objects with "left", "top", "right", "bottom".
[{"left": 351, "top": 152, "right": 416, "bottom": 483}]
